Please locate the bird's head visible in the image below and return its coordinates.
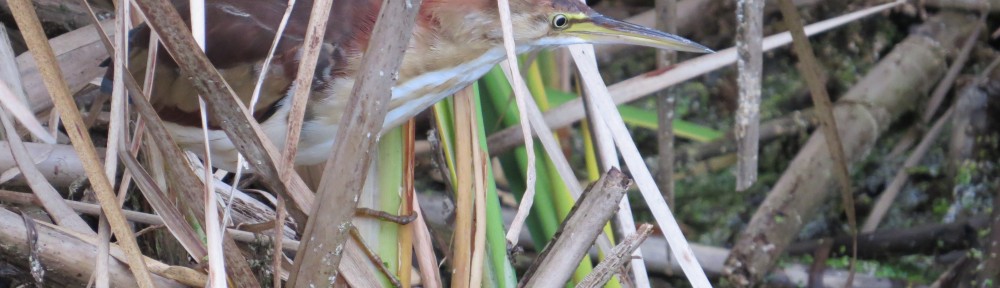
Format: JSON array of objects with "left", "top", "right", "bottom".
[{"left": 479, "top": 0, "right": 713, "bottom": 53}]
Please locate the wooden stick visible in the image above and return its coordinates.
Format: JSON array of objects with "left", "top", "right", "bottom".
[
  {"left": 280, "top": 0, "right": 332, "bottom": 176},
  {"left": 0, "top": 206, "right": 184, "bottom": 287},
  {"left": 577, "top": 224, "right": 655, "bottom": 288},
  {"left": 734, "top": 0, "right": 763, "bottom": 191},
  {"left": 16, "top": 20, "right": 114, "bottom": 113},
  {"left": 518, "top": 168, "right": 632, "bottom": 287}
]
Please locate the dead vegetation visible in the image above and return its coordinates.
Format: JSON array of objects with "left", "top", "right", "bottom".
[{"left": 0, "top": 0, "right": 997, "bottom": 287}]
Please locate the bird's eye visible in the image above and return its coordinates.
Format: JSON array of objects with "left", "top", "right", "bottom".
[{"left": 552, "top": 14, "right": 569, "bottom": 29}]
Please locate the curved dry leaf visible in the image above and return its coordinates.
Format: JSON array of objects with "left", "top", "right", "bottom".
[{"left": 0, "top": 81, "right": 55, "bottom": 144}]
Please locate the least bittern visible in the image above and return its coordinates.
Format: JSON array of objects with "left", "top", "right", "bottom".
[{"left": 112, "top": 0, "right": 710, "bottom": 171}]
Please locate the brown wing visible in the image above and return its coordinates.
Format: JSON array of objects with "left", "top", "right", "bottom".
[{"left": 115, "top": 0, "right": 380, "bottom": 128}]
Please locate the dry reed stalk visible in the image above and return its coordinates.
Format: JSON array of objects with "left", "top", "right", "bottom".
[
  {"left": 131, "top": 0, "right": 314, "bottom": 222},
  {"left": 568, "top": 45, "right": 709, "bottom": 286},
  {"left": 184, "top": 1, "right": 228, "bottom": 286},
  {"left": 7, "top": 1, "right": 157, "bottom": 285},
  {"left": 776, "top": 0, "right": 857, "bottom": 284},
  {"left": 94, "top": 1, "right": 133, "bottom": 286},
  {"left": 273, "top": 195, "right": 287, "bottom": 288},
  {"left": 0, "top": 78, "right": 53, "bottom": 144},
  {"left": 471, "top": 97, "right": 489, "bottom": 288},
  {"left": 118, "top": 146, "right": 209, "bottom": 260},
  {"left": 412, "top": 194, "right": 444, "bottom": 287},
  {"left": 573, "top": 45, "right": 649, "bottom": 285},
  {"left": 0, "top": 27, "right": 59, "bottom": 188},
  {"left": 495, "top": 11, "right": 539, "bottom": 250},
  {"left": 0, "top": 107, "right": 91, "bottom": 234},
  {"left": 498, "top": 62, "right": 616, "bottom": 250},
  {"left": 452, "top": 86, "right": 476, "bottom": 287},
  {"left": 654, "top": 0, "right": 677, "bottom": 213},
  {"left": 80, "top": 6, "right": 262, "bottom": 285},
  {"left": 280, "top": 0, "right": 332, "bottom": 176},
  {"left": 0, "top": 26, "right": 25, "bottom": 100},
  {"left": 0, "top": 189, "right": 303, "bottom": 248},
  {"left": 287, "top": 0, "right": 423, "bottom": 284},
  {"left": 399, "top": 120, "right": 417, "bottom": 287},
  {"left": 507, "top": 82, "right": 616, "bottom": 255},
  {"left": 238, "top": 0, "right": 296, "bottom": 210},
  {"left": 653, "top": 0, "right": 677, "bottom": 279}
]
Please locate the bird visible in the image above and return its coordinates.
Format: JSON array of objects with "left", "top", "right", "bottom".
[{"left": 110, "top": 0, "right": 711, "bottom": 172}]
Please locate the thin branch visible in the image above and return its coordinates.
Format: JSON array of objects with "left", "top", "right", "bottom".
[
  {"left": 654, "top": 0, "right": 677, "bottom": 282},
  {"left": 862, "top": 108, "right": 954, "bottom": 231},
  {"left": 734, "top": 0, "right": 763, "bottom": 191},
  {"left": 577, "top": 224, "right": 655, "bottom": 288},
  {"left": 777, "top": 0, "right": 856, "bottom": 284},
  {"left": 280, "top": 0, "right": 331, "bottom": 175}
]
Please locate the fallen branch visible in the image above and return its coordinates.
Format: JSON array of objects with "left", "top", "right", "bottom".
[
  {"left": 0, "top": 0, "right": 111, "bottom": 32},
  {"left": 16, "top": 20, "right": 114, "bottom": 112},
  {"left": 0, "top": 206, "right": 187, "bottom": 287},
  {"left": 519, "top": 168, "right": 632, "bottom": 287},
  {"left": 723, "top": 12, "right": 977, "bottom": 285},
  {"left": 923, "top": 0, "right": 1000, "bottom": 12},
  {"left": 787, "top": 216, "right": 987, "bottom": 259},
  {"left": 0, "top": 141, "right": 93, "bottom": 187}
]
